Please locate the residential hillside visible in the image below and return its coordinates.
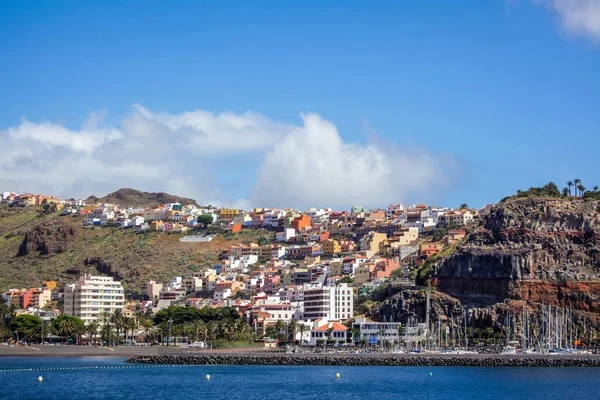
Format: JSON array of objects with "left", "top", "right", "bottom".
[
  {"left": 0, "top": 205, "right": 270, "bottom": 293},
  {"left": 85, "top": 188, "right": 199, "bottom": 208}
]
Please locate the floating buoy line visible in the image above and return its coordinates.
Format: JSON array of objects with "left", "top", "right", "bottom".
[{"left": 0, "top": 365, "right": 207, "bottom": 373}]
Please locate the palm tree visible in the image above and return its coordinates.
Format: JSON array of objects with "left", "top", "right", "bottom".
[
  {"left": 206, "top": 321, "right": 219, "bottom": 347},
  {"left": 459, "top": 203, "right": 468, "bottom": 211},
  {"left": 594, "top": 186, "right": 599, "bottom": 194},
  {"left": 122, "top": 317, "right": 136, "bottom": 344},
  {"left": 578, "top": 185, "right": 586, "bottom": 198},
  {"left": 323, "top": 327, "right": 333, "bottom": 351},
  {"left": 99, "top": 312, "right": 114, "bottom": 345},
  {"left": 110, "top": 309, "right": 125, "bottom": 344},
  {"left": 567, "top": 181, "right": 574, "bottom": 196},
  {"left": 57, "top": 317, "right": 79, "bottom": 341},
  {"left": 144, "top": 327, "right": 159, "bottom": 344},
  {"left": 191, "top": 319, "right": 206, "bottom": 343},
  {"left": 562, "top": 187, "right": 569, "bottom": 197},
  {"left": 574, "top": 179, "right": 581, "bottom": 196},
  {"left": 275, "top": 319, "right": 286, "bottom": 342},
  {"left": 234, "top": 319, "right": 251, "bottom": 340},
  {"left": 85, "top": 321, "right": 99, "bottom": 344},
  {"left": 0, "top": 297, "right": 12, "bottom": 326},
  {"left": 287, "top": 319, "right": 298, "bottom": 342},
  {"left": 26, "top": 323, "right": 44, "bottom": 342},
  {"left": 74, "top": 324, "right": 86, "bottom": 345},
  {"left": 297, "top": 324, "right": 308, "bottom": 345},
  {"left": 158, "top": 322, "right": 169, "bottom": 346},
  {"left": 141, "top": 318, "right": 154, "bottom": 344}
]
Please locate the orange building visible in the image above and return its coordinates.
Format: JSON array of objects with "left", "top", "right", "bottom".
[
  {"left": 291, "top": 214, "right": 311, "bottom": 231},
  {"left": 226, "top": 223, "right": 242, "bottom": 233},
  {"left": 373, "top": 258, "right": 401, "bottom": 280}
]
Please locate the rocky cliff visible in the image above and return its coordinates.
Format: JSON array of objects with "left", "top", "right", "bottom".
[
  {"left": 376, "top": 198, "right": 600, "bottom": 332},
  {"left": 435, "top": 198, "right": 600, "bottom": 310}
]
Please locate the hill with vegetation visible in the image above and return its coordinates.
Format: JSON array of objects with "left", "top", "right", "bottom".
[
  {"left": 0, "top": 205, "right": 273, "bottom": 293},
  {"left": 85, "top": 188, "right": 199, "bottom": 207}
]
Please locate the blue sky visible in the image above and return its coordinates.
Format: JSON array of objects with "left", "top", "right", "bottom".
[{"left": 1, "top": 1, "right": 599, "bottom": 209}]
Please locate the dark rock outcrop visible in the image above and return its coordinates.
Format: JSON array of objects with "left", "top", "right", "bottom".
[
  {"left": 435, "top": 198, "right": 600, "bottom": 309},
  {"left": 18, "top": 220, "right": 77, "bottom": 256},
  {"left": 83, "top": 257, "right": 123, "bottom": 281},
  {"left": 373, "top": 198, "right": 600, "bottom": 333}
]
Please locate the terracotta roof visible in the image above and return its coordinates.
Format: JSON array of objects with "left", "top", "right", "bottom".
[{"left": 314, "top": 322, "right": 348, "bottom": 331}]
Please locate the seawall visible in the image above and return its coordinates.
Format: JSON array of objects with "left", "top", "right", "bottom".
[{"left": 126, "top": 353, "right": 600, "bottom": 367}]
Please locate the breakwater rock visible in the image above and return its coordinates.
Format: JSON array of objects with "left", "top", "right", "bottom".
[{"left": 126, "top": 353, "right": 600, "bottom": 367}]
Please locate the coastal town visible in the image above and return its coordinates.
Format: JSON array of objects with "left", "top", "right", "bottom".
[{"left": 0, "top": 189, "right": 496, "bottom": 350}]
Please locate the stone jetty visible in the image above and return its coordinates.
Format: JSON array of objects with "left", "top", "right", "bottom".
[{"left": 126, "top": 353, "right": 600, "bottom": 367}]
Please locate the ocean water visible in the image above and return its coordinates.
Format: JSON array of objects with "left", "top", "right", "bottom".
[{"left": 1, "top": 357, "right": 600, "bottom": 400}]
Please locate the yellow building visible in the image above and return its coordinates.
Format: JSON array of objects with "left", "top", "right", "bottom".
[
  {"left": 150, "top": 220, "right": 164, "bottom": 230},
  {"left": 354, "top": 263, "right": 375, "bottom": 284},
  {"left": 219, "top": 208, "right": 239, "bottom": 220},
  {"left": 361, "top": 232, "right": 387, "bottom": 253},
  {"left": 323, "top": 239, "right": 341, "bottom": 256},
  {"left": 329, "top": 259, "right": 343, "bottom": 276}
]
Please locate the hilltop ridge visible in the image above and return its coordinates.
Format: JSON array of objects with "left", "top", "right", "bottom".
[{"left": 85, "top": 188, "right": 198, "bottom": 208}]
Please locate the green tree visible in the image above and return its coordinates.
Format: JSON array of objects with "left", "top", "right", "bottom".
[
  {"left": 459, "top": 203, "right": 468, "bottom": 210},
  {"left": 324, "top": 327, "right": 334, "bottom": 350},
  {"left": 110, "top": 309, "right": 125, "bottom": 343},
  {"left": 287, "top": 319, "right": 298, "bottom": 342},
  {"left": 99, "top": 312, "right": 114, "bottom": 344},
  {"left": 0, "top": 297, "right": 13, "bottom": 325},
  {"left": 577, "top": 184, "right": 586, "bottom": 198},
  {"left": 197, "top": 214, "right": 214, "bottom": 228},
  {"left": 10, "top": 314, "right": 42, "bottom": 339},
  {"left": 53, "top": 315, "right": 84, "bottom": 343},
  {"left": 567, "top": 181, "right": 574, "bottom": 196},
  {"left": 338, "top": 276, "right": 354, "bottom": 285},
  {"left": 191, "top": 319, "right": 207, "bottom": 342},
  {"left": 275, "top": 319, "right": 287, "bottom": 342},
  {"left": 85, "top": 320, "right": 100, "bottom": 344}
]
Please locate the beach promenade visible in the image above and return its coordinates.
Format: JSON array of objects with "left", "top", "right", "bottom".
[{"left": 0, "top": 345, "right": 158, "bottom": 358}]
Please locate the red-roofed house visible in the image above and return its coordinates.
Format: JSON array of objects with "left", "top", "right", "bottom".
[{"left": 310, "top": 321, "right": 348, "bottom": 346}]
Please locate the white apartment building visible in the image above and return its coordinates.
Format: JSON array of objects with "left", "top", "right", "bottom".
[
  {"left": 278, "top": 285, "right": 306, "bottom": 302},
  {"left": 352, "top": 318, "right": 402, "bottom": 345},
  {"left": 303, "top": 283, "right": 353, "bottom": 321},
  {"left": 63, "top": 275, "right": 124, "bottom": 323}
]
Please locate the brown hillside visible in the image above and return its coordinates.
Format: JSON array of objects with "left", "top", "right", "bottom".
[{"left": 0, "top": 205, "right": 273, "bottom": 293}]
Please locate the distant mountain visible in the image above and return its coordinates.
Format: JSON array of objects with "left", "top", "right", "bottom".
[{"left": 85, "top": 188, "right": 198, "bottom": 208}]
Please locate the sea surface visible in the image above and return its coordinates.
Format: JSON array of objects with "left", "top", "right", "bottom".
[{"left": 1, "top": 357, "right": 600, "bottom": 399}]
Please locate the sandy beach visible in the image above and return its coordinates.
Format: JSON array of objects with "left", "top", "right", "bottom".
[{"left": 0, "top": 345, "right": 158, "bottom": 358}]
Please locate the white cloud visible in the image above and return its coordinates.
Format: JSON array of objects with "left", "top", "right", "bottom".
[
  {"left": 251, "top": 113, "right": 457, "bottom": 209},
  {"left": 8, "top": 118, "right": 121, "bottom": 153},
  {"left": 131, "top": 104, "right": 293, "bottom": 155},
  {"left": 535, "top": 0, "right": 600, "bottom": 41},
  {"left": 0, "top": 107, "right": 458, "bottom": 210}
]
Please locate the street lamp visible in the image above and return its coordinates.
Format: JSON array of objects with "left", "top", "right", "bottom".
[{"left": 168, "top": 318, "right": 173, "bottom": 347}]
